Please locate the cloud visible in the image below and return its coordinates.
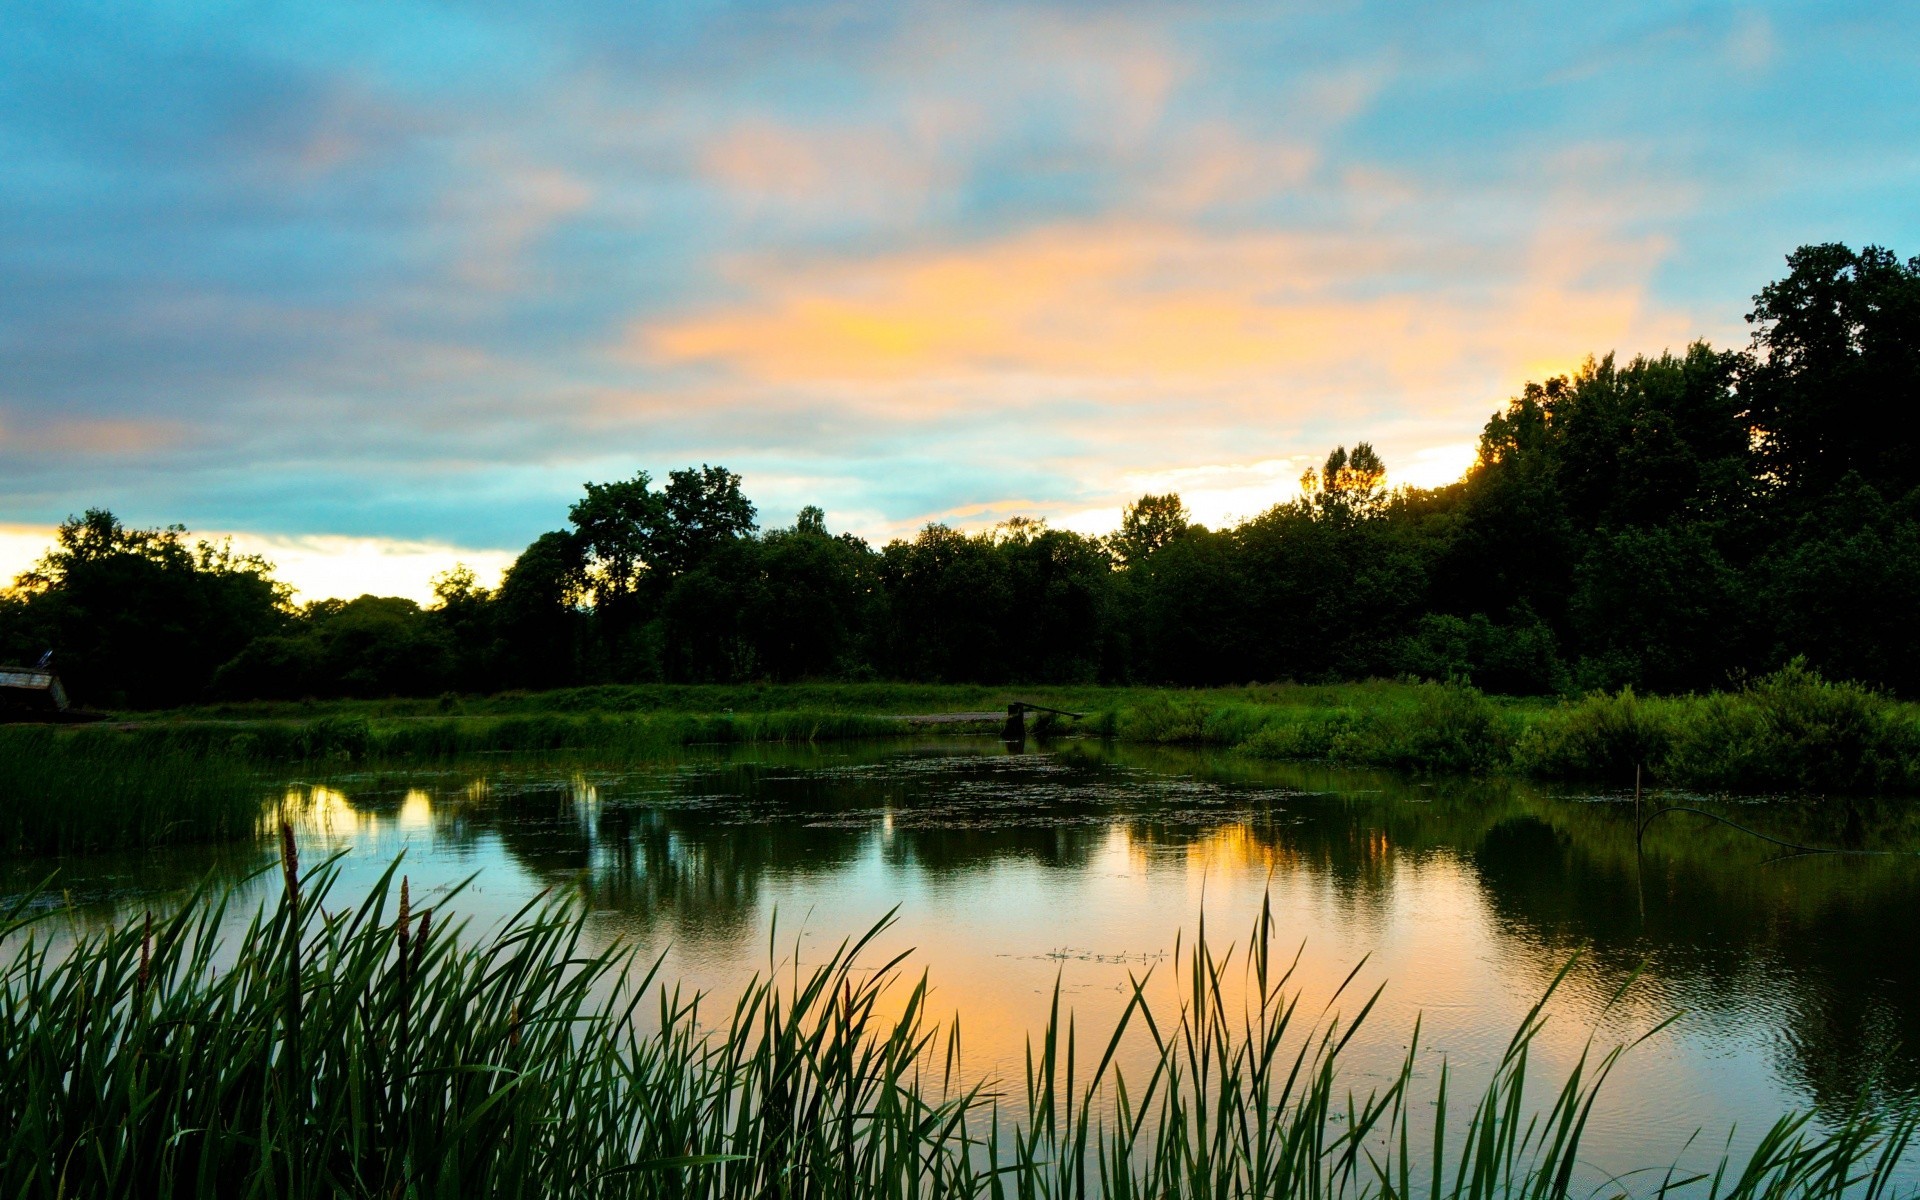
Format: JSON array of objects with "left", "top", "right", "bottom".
[
  {"left": 0, "top": 414, "right": 185, "bottom": 458},
  {"left": 632, "top": 205, "right": 1694, "bottom": 404}
]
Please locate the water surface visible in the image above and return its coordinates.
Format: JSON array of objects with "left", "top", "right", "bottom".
[{"left": 10, "top": 738, "right": 1920, "bottom": 1182}]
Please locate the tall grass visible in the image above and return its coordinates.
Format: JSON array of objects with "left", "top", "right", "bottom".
[
  {"left": 1120, "top": 682, "right": 1519, "bottom": 775},
  {"left": 7, "top": 709, "right": 909, "bottom": 773},
  {"left": 1515, "top": 662, "right": 1920, "bottom": 792},
  {"left": 1109, "top": 665, "right": 1920, "bottom": 794},
  {"left": 2, "top": 848, "right": 1912, "bottom": 1199},
  {"left": 0, "top": 727, "right": 261, "bottom": 856}
]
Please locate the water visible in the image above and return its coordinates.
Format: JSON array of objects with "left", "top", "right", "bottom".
[{"left": 9, "top": 736, "right": 1920, "bottom": 1182}]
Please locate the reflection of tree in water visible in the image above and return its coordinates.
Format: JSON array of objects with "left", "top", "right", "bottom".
[
  {"left": 1466, "top": 810, "right": 1920, "bottom": 1118},
  {"left": 305, "top": 746, "right": 1920, "bottom": 1122},
  {"left": 1093, "top": 746, "right": 1920, "bottom": 1120},
  {"left": 883, "top": 824, "right": 1106, "bottom": 872},
  {"left": 585, "top": 803, "right": 866, "bottom": 940}
]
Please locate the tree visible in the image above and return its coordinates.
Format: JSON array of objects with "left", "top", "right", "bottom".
[
  {"left": 492, "top": 531, "right": 588, "bottom": 688},
  {"left": 0, "top": 509, "right": 290, "bottom": 707},
  {"left": 656, "top": 465, "right": 757, "bottom": 576},
  {"left": 1112, "top": 493, "right": 1190, "bottom": 566},
  {"left": 1300, "top": 443, "right": 1388, "bottom": 521},
  {"left": 1743, "top": 243, "right": 1920, "bottom": 501},
  {"left": 568, "top": 473, "right": 663, "bottom": 613}
]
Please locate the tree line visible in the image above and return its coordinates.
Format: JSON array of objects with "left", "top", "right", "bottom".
[{"left": 6, "top": 242, "right": 1920, "bottom": 708}]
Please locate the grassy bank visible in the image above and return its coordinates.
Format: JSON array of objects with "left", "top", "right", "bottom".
[
  {"left": 3, "top": 854, "right": 1910, "bottom": 1199},
  {"left": 1115, "top": 663, "right": 1920, "bottom": 795},
  {"left": 9, "top": 664, "right": 1920, "bottom": 859},
  {"left": 123, "top": 666, "right": 1920, "bottom": 797}
]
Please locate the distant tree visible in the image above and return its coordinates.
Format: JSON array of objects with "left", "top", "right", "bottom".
[
  {"left": 1112, "top": 493, "right": 1191, "bottom": 566},
  {"left": 1300, "top": 443, "right": 1388, "bottom": 521},
  {"left": 995, "top": 520, "right": 1114, "bottom": 681},
  {"left": 429, "top": 563, "right": 494, "bottom": 691},
  {"left": 215, "top": 590, "right": 475, "bottom": 701},
  {"left": 747, "top": 513, "right": 877, "bottom": 680},
  {"left": 568, "top": 473, "right": 663, "bottom": 614},
  {"left": 1568, "top": 525, "right": 1750, "bottom": 692},
  {"left": 1757, "top": 475, "right": 1920, "bottom": 693},
  {"left": 492, "top": 531, "right": 588, "bottom": 688},
  {"left": 877, "top": 524, "right": 1013, "bottom": 681},
  {"left": 0, "top": 509, "right": 290, "bottom": 707},
  {"left": 1121, "top": 526, "right": 1244, "bottom": 684},
  {"left": 656, "top": 465, "right": 757, "bottom": 576},
  {"left": 1743, "top": 244, "right": 1920, "bottom": 501}
]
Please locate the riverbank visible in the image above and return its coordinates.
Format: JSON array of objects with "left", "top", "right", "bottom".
[
  {"left": 95, "top": 661, "right": 1920, "bottom": 794},
  {"left": 8, "top": 663, "right": 1920, "bottom": 857}
]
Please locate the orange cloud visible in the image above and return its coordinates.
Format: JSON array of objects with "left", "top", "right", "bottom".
[{"left": 630, "top": 214, "right": 1694, "bottom": 402}]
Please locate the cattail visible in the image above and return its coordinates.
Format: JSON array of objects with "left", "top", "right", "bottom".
[
  {"left": 137, "top": 911, "right": 152, "bottom": 998},
  {"left": 508, "top": 1003, "right": 522, "bottom": 1052},
  {"left": 412, "top": 907, "right": 431, "bottom": 976},
  {"left": 279, "top": 818, "right": 300, "bottom": 906},
  {"left": 278, "top": 816, "right": 303, "bottom": 1098},
  {"left": 396, "top": 877, "right": 412, "bottom": 955}
]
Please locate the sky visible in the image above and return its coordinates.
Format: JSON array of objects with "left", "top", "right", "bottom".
[{"left": 3, "top": 0, "right": 1917, "bottom": 601}]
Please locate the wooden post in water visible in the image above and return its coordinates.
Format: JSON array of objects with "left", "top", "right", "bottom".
[{"left": 1003, "top": 703, "right": 1026, "bottom": 743}]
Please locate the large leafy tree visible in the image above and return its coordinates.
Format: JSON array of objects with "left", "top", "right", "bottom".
[
  {"left": 0, "top": 509, "right": 290, "bottom": 707},
  {"left": 1743, "top": 243, "right": 1920, "bottom": 501}
]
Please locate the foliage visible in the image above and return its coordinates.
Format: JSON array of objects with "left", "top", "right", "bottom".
[
  {"left": 0, "top": 510, "right": 290, "bottom": 708},
  {"left": 1110, "top": 492, "right": 1191, "bottom": 566},
  {"left": 3, "top": 860, "right": 1913, "bottom": 1199}
]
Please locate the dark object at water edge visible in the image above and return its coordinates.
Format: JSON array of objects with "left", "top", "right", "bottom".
[
  {"left": 1003, "top": 700, "right": 1087, "bottom": 741},
  {"left": 0, "top": 662, "right": 105, "bottom": 723}
]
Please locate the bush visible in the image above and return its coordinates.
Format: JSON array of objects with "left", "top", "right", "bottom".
[
  {"left": 1513, "top": 687, "right": 1672, "bottom": 782},
  {"left": 1395, "top": 612, "right": 1569, "bottom": 695}
]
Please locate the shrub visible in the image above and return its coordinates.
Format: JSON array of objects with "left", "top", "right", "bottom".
[{"left": 1513, "top": 687, "right": 1672, "bottom": 781}]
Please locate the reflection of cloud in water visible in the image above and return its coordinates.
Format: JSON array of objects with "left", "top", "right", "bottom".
[{"left": 14, "top": 741, "right": 1920, "bottom": 1186}]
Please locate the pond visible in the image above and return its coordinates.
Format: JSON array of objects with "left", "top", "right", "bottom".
[{"left": 8, "top": 736, "right": 1920, "bottom": 1184}]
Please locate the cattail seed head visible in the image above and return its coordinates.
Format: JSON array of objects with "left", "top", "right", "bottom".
[
  {"left": 397, "top": 877, "right": 412, "bottom": 951},
  {"left": 279, "top": 819, "right": 299, "bottom": 891},
  {"left": 138, "top": 911, "right": 152, "bottom": 996},
  {"left": 413, "top": 907, "right": 431, "bottom": 974}
]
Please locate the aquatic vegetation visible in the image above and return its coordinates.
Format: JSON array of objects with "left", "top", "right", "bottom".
[
  {"left": 0, "top": 727, "right": 260, "bottom": 856},
  {"left": 1, "top": 851, "right": 1913, "bottom": 1199}
]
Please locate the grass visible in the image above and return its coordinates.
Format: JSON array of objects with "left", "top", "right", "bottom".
[
  {"left": 1, "top": 846, "right": 1912, "bottom": 1199},
  {"left": 0, "top": 726, "right": 261, "bottom": 857},
  {"left": 1111, "top": 664, "right": 1920, "bottom": 795}
]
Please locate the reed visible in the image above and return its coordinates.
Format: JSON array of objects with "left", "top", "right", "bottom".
[
  {"left": 0, "top": 726, "right": 261, "bottom": 856},
  {"left": 1, "top": 849, "right": 1911, "bottom": 1199}
]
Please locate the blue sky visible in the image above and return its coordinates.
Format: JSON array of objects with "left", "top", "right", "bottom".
[{"left": 3, "top": 0, "right": 1917, "bottom": 597}]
